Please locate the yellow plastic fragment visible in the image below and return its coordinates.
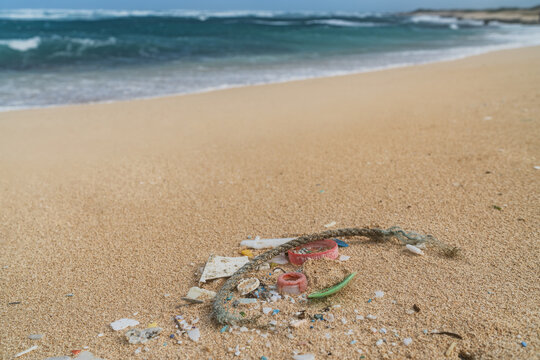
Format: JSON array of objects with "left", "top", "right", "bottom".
[
  {"left": 148, "top": 322, "right": 158, "bottom": 328},
  {"left": 240, "top": 249, "right": 254, "bottom": 258}
]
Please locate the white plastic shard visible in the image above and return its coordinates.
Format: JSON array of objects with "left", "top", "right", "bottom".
[
  {"left": 185, "top": 287, "right": 216, "bottom": 301},
  {"left": 110, "top": 318, "right": 139, "bottom": 331},
  {"left": 405, "top": 244, "right": 424, "bottom": 256},
  {"left": 269, "top": 254, "right": 289, "bottom": 264},
  {"left": 14, "top": 345, "right": 38, "bottom": 358},
  {"left": 293, "top": 354, "right": 315, "bottom": 360},
  {"left": 240, "top": 238, "right": 295, "bottom": 249},
  {"left": 199, "top": 255, "right": 249, "bottom": 283}
]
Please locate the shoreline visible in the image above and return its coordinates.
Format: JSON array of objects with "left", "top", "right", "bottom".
[{"left": 3, "top": 42, "right": 540, "bottom": 114}]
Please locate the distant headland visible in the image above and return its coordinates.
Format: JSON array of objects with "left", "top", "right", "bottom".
[{"left": 406, "top": 4, "right": 540, "bottom": 25}]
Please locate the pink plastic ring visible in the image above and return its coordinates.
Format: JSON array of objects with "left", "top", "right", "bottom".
[
  {"left": 277, "top": 272, "right": 307, "bottom": 295},
  {"left": 288, "top": 239, "right": 339, "bottom": 265}
]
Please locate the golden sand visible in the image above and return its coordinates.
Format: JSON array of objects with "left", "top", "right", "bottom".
[{"left": 1, "top": 46, "right": 539, "bottom": 359}]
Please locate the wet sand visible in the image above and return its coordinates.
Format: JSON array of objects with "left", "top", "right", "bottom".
[{"left": 1, "top": 46, "right": 539, "bottom": 359}]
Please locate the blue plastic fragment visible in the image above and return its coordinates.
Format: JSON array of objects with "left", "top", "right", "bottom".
[
  {"left": 226, "top": 295, "right": 233, "bottom": 301},
  {"left": 367, "top": 299, "right": 372, "bottom": 303},
  {"left": 220, "top": 325, "right": 229, "bottom": 333},
  {"left": 261, "top": 357, "right": 268, "bottom": 360},
  {"left": 350, "top": 340, "right": 357, "bottom": 345},
  {"left": 521, "top": 341, "right": 527, "bottom": 347},
  {"left": 169, "top": 334, "right": 175, "bottom": 339},
  {"left": 272, "top": 309, "right": 280, "bottom": 315},
  {"left": 333, "top": 239, "right": 349, "bottom": 247},
  {"left": 310, "top": 325, "right": 314, "bottom": 329},
  {"left": 314, "top": 314, "right": 324, "bottom": 320}
]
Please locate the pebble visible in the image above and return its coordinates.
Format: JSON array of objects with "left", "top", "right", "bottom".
[
  {"left": 28, "top": 334, "right": 43, "bottom": 340},
  {"left": 187, "top": 328, "right": 200, "bottom": 342},
  {"left": 403, "top": 337, "right": 413, "bottom": 346}
]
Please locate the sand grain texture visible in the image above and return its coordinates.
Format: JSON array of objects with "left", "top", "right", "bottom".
[{"left": 1, "top": 46, "right": 539, "bottom": 359}]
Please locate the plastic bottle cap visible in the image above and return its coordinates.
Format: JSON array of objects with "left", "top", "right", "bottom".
[{"left": 277, "top": 272, "right": 307, "bottom": 295}]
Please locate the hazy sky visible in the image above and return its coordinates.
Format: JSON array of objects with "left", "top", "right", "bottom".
[{"left": 0, "top": 0, "right": 538, "bottom": 12}]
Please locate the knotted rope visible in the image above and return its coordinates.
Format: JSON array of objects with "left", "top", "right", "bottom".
[{"left": 212, "top": 226, "right": 457, "bottom": 326}]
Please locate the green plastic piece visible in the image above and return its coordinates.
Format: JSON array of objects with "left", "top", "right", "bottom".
[{"left": 307, "top": 272, "right": 357, "bottom": 299}]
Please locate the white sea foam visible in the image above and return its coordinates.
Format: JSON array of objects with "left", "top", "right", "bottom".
[
  {"left": 0, "top": 36, "right": 41, "bottom": 51},
  {"left": 307, "top": 19, "right": 380, "bottom": 27},
  {"left": 410, "top": 14, "right": 483, "bottom": 27}
]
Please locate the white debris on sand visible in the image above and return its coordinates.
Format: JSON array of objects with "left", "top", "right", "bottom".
[
  {"left": 405, "top": 244, "right": 424, "bottom": 256},
  {"left": 339, "top": 255, "right": 350, "bottom": 261},
  {"left": 324, "top": 221, "right": 337, "bottom": 228},
  {"left": 14, "top": 345, "right": 38, "bottom": 358},
  {"left": 293, "top": 354, "right": 315, "bottom": 360},
  {"left": 240, "top": 237, "right": 295, "bottom": 249},
  {"left": 403, "top": 337, "right": 413, "bottom": 346},
  {"left": 110, "top": 318, "right": 139, "bottom": 331},
  {"left": 374, "top": 290, "right": 385, "bottom": 298},
  {"left": 185, "top": 287, "right": 216, "bottom": 301},
  {"left": 187, "top": 328, "right": 200, "bottom": 342},
  {"left": 199, "top": 255, "right": 249, "bottom": 282}
]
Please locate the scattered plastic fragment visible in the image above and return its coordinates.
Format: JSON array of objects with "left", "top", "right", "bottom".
[
  {"left": 14, "top": 345, "right": 38, "bottom": 358},
  {"left": 339, "top": 255, "right": 350, "bottom": 261},
  {"left": 324, "top": 221, "right": 337, "bottom": 228},
  {"left": 367, "top": 299, "right": 372, "bottom": 303},
  {"left": 376, "top": 339, "right": 384, "bottom": 346},
  {"left": 28, "top": 334, "right": 43, "bottom": 340},
  {"left": 8, "top": 301, "right": 21, "bottom": 305},
  {"left": 380, "top": 328, "right": 387, "bottom": 334},
  {"left": 147, "top": 322, "right": 158, "bottom": 328},
  {"left": 125, "top": 327, "right": 163, "bottom": 344},
  {"left": 240, "top": 238, "right": 295, "bottom": 249},
  {"left": 430, "top": 331, "right": 463, "bottom": 340},
  {"left": 293, "top": 354, "right": 315, "bottom": 360},
  {"left": 333, "top": 239, "right": 349, "bottom": 247},
  {"left": 521, "top": 341, "right": 527, "bottom": 347},
  {"left": 272, "top": 309, "right": 280, "bottom": 315},
  {"left": 261, "top": 357, "right": 268, "bottom": 360},
  {"left": 237, "top": 298, "right": 257, "bottom": 304},
  {"left": 290, "top": 319, "right": 308, "bottom": 328},
  {"left": 240, "top": 249, "right": 254, "bottom": 258},
  {"left": 405, "top": 244, "right": 424, "bottom": 256},
  {"left": 445, "top": 342, "right": 457, "bottom": 356},
  {"left": 263, "top": 307, "right": 272, "bottom": 315},
  {"left": 307, "top": 272, "right": 357, "bottom": 299},
  {"left": 111, "top": 318, "right": 139, "bottom": 331},
  {"left": 237, "top": 278, "right": 260, "bottom": 295},
  {"left": 71, "top": 350, "right": 82, "bottom": 356},
  {"left": 187, "top": 328, "right": 200, "bottom": 342},
  {"left": 269, "top": 254, "right": 289, "bottom": 264},
  {"left": 350, "top": 340, "right": 357, "bottom": 344},
  {"left": 277, "top": 272, "right": 307, "bottom": 295},
  {"left": 403, "top": 337, "right": 413, "bottom": 346},
  {"left": 289, "top": 239, "right": 339, "bottom": 265},
  {"left": 200, "top": 255, "right": 249, "bottom": 283},
  {"left": 169, "top": 334, "right": 175, "bottom": 339},
  {"left": 366, "top": 314, "right": 377, "bottom": 320},
  {"left": 534, "top": 166, "right": 540, "bottom": 170},
  {"left": 374, "top": 291, "right": 385, "bottom": 298},
  {"left": 66, "top": 293, "right": 74, "bottom": 297}
]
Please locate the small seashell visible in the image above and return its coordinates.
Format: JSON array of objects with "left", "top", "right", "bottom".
[{"left": 237, "top": 278, "right": 260, "bottom": 295}]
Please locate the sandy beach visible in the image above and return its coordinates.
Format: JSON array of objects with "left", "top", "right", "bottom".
[{"left": 1, "top": 46, "right": 539, "bottom": 359}]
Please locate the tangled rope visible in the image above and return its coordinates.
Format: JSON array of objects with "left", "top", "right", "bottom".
[{"left": 212, "top": 226, "right": 458, "bottom": 326}]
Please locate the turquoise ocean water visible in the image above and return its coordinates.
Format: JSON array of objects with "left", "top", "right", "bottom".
[{"left": 1, "top": 9, "right": 540, "bottom": 110}]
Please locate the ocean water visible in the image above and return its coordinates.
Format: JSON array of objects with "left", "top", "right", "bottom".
[{"left": 1, "top": 9, "right": 540, "bottom": 111}]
